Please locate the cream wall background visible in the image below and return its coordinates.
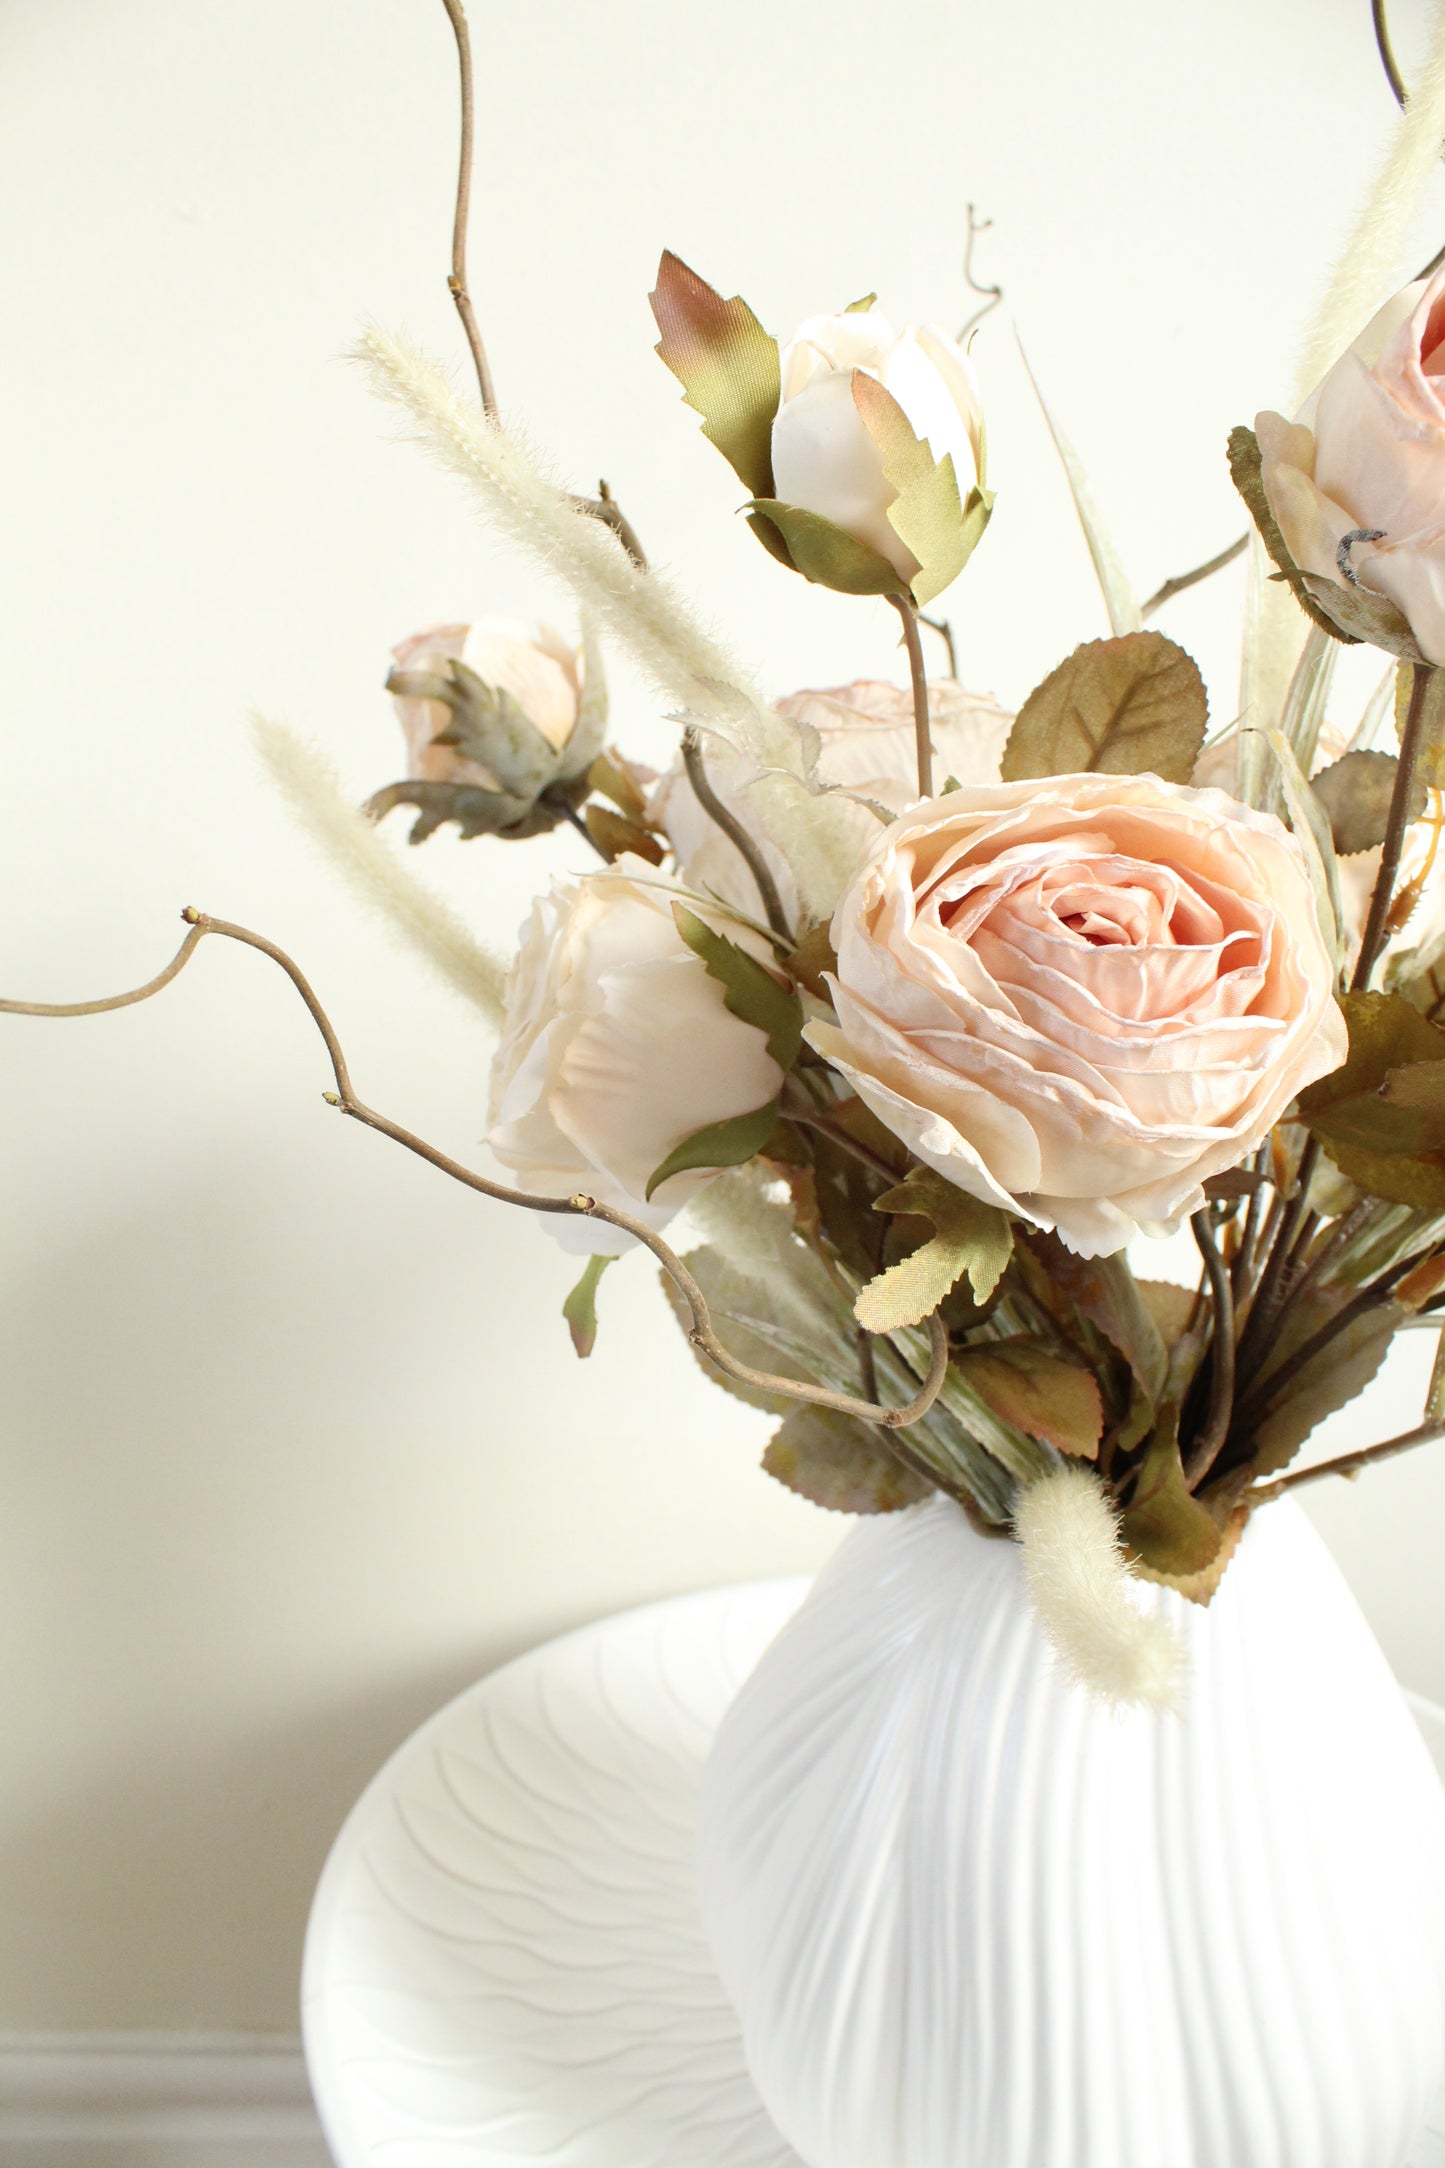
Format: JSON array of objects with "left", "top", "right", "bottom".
[{"left": 2, "top": 0, "right": 1443, "bottom": 2033}]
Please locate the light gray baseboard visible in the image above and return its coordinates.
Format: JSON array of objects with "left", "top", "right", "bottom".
[{"left": 0, "top": 2032, "right": 332, "bottom": 2168}]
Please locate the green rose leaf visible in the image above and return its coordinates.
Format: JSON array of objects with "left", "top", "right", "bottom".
[
  {"left": 650, "top": 251, "right": 780, "bottom": 500},
  {"left": 1394, "top": 662, "right": 1445, "bottom": 791},
  {"left": 1019, "top": 1234, "right": 1169, "bottom": 1408},
  {"left": 1119, "top": 1409, "right": 1224, "bottom": 1579},
  {"left": 1000, "top": 631, "right": 1208, "bottom": 784},
  {"left": 1248, "top": 1296, "right": 1403, "bottom": 1478},
  {"left": 1310, "top": 749, "right": 1423, "bottom": 856},
  {"left": 854, "top": 1167, "right": 1013, "bottom": 1331},
  {"left": 951, "top": 1341, "right": 1104, "bottom": 1458},
  {"left": 762, "top": 1403, "right": 932, "bottom": 1514},
  {"left": 561, "top": 1253, "right": 614, "bottom": 1360},
  {"left": 744, "top": 499, "right": 907, "bottom": 596},
  {"left": 644, "top": 1098, "right": 782, "bottom": 1202},
  {"left": 671, "top": 904, "right": 802, "bottom": 1069},
  {"left": 1297, "top": 989, "right": 1445, "bottom": 1207},
  {"left": 1226, "top": 423, "right": 1355, "bottom": 645}
]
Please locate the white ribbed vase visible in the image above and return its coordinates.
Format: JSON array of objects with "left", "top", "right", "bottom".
[{"left": 697, "top": 1494, "right": 1445, "bottom": 2168}]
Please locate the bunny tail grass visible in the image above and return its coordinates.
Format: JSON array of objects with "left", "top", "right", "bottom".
[
  {"left": 1293, "top": 3, "right": 1445, "bottom": 406},
  {"left": 1014, "top": 1463, "right": 1184, "bottom": 1713},
  {"left": 252, "top": 715, "right": 507, "bottom": 1025},
  {"left": 355, "top": 324, "right": 766, "bottom": 742}
]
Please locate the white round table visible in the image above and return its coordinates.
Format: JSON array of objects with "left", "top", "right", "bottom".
[{"left": 302, "top": 1578, "right": 1445, "bottom": 2168}]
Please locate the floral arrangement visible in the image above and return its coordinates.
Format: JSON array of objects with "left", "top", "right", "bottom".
[{"left": 12, "top": 0, "right": 1445, "bottom": 1712}]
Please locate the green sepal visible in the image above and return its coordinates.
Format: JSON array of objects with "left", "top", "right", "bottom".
[
  {"left": 671, "top": 904, "right": 803, "bottom": 1069},
  {"left": 650, "top": 251, "right": 780, "bottom": 499},
  {"left": 644, "top": 1097, "right": 781, "bottom": 1202},
  {"left": 855, "top": 1167, "right": 1013, "bottom": 1331},
  {"left": 744, "top": 499, "right": 907, "bottom": 595},
  {"left": 562, "top": 1253, "right": 613, "bottom": 1360},
  {"left": 1226, "top": 424, "right": 1358, "bottom": 646},
  {"left": 844, "top": 292, "right": 879, "bottom": 314},
  {"left": 851, "top": 371, "right": 989, "bottom": 606}
]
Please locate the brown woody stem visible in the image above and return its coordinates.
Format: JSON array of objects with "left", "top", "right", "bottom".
[
  {"left": 3, "top": 909, "right": 951, "bottom": 1435},
  {"left": 1250, "top": 1419, "right": 1444, "bottom": 1504},
  {"left": 438, "top": 0, "right": 498, "bottom": 418},
  {"left": 1141, "top": 534, "right": 1247, "bottom": 620},
  {"left": 890, "top": 594, "right": 933, "bottom": 799}
]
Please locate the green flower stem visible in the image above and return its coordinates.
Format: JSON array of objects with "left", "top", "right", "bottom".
[
  {"left": 890, "top": 593, "right": 934, "bottom": 799},
  {"left": 1184, "top": 1209, "right": 1235, "bottom": 1489},
  {"left": 1353, "top": 661, "right": 1434, "bottom": 992},
  {"left": 681, "top": 726, "right": 794, "bottom": 942}
]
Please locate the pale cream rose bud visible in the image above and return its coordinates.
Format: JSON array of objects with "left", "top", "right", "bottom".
[
  {"left": 771, "top": 311, "right": 985, "bottom": 582},
  {"left": 1256, "top": 265, "right": 1445, "bottom": 663},
  {"left": 807, "top": 775, "right": 1347, "bottom": 1259},
  {"left": 486, "top": 859, "right": 789, "bottom": 1256},
  {"left": 389, "top": 617, "right": 585, "bottom": 787},
  {"left": 377, "top": 616, "right": 604, "bottom": 841},
  {"left": 651, "top": 678, "right": 1014, "bottom": 924}
]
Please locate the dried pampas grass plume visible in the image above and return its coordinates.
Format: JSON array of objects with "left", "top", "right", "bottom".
[
  {"left": 354, "top": 324, "right": 767, "bottom": 743},
  {"left": 1014, "top": 1462, "right": 1184, "bottom": 1714},
  {"left": 252, "top": 715, "right": 507, "bottom": 1025}
]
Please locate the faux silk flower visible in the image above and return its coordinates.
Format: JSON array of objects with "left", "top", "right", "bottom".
[
  {"left": 652, "top": 677, "right": 1014, "bottom": 921},
  {"left": 486, "top": 858, "right": 788, "bottom": 1256},
  {"left": 1256, "top": 265, "right": 1445, "bottom": 663},
  {"left": 808, "top": 775, "right": 1347, "bottom": 1257}
]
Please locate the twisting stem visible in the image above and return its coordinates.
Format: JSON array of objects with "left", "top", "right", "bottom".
[
  {"left": 0, "top": 925, "right": 206, "bottom": 1016},
  {"left": 1142, "top": 534, "right": 1248, "bottom": 620},
  {"left": 438, "top": 0, "right": 498, "bottom": 418},
  {"left": 890, "top": 594, "right": 933, "bottom": 799},
  {"left": 1353, "top": 662, "right": 1435, "bottom": 990},
  {"left": 2, "top": 909, "right": 951, "bottom": 1434},
  {"left": 681, "top": 727, "right": 794, "bottom": 942},
  {"left": 1185, "top": 1210, "right": 1235, "bottom": 1488},
  {"left": 1251, "top": 1419, "right": 1444, "bottom": 1504},
  {"left": 957, "top": 204, "right": 1003, "bottom": 343}
]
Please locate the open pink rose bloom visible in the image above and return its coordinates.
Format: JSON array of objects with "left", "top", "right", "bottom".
[{"left": 810, "top": 774, "right": 1348, "bottom": 1257}]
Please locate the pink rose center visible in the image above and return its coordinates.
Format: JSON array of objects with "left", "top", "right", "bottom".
[{"left": 1420, "top": 293, "right": 1445, "bottom": 377}]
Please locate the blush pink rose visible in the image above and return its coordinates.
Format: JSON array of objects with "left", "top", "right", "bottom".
[
  {"left": 1256, "top": 265, "right": 1445, "bottom": 663},
  {"left": 807, "top": 774, "right": 1347, "bottom": 1257}
]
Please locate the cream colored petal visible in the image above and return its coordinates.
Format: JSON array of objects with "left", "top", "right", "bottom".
[{"left": 770, "top": 372, "right": 913, "bottom": 575}]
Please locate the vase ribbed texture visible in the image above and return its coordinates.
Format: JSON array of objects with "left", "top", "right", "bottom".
[{"left": 697, "top": 1495, "right": 1445, "bottom": 2168}]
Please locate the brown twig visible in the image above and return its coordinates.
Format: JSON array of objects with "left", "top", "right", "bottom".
[
  {"left": 889, "top": 594, "right": 933, "bottom": 799},
  {"left": 957, "top": 205, "right": 1003, "bottom": 344},
  {"left": 1234, "top": 1136, "right": 1321, "bottom": 1386},
  {"left": 1250, "top": 1419, "right": 1444, "bottom": 1504},
  {"left": 681, "top": 727, "right": 794, "bottom": 942},
  {"left": 0, "top": 925, "right": 206, "bottom": 1016},
  {"left": 3, "top": 909, "right": 951, "bottom": 1435},
  {"left": 1353, "top": 662, "right": 1435, "bottom": 991},
  {"left": 1142, "top": 534, "right": 1248, "bottom": 620},
  {"left": 1184, "top": 1209, "right": 1235, "bottom": 1487},
  {"left": 438, "top": 0, "right": 498, "bottom": 418}
]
